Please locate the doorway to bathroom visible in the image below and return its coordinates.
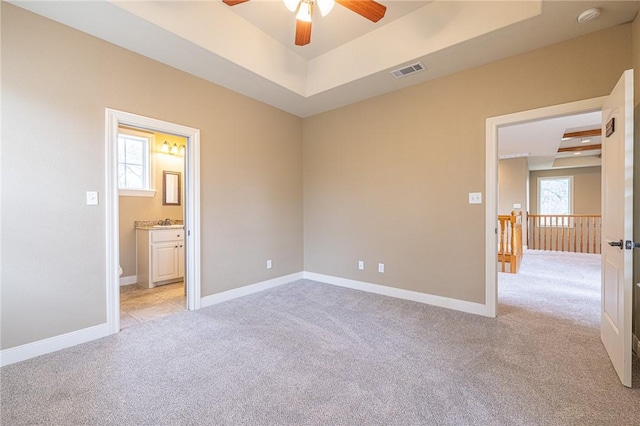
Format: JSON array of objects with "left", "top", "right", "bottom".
[
  {"left": 118, "top": 128, "right": 188, "bottom": 328},
  {"left": 105, "top": 109, "right": 201, "bottom": 334}
]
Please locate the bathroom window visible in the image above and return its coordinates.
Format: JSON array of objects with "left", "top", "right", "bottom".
[{"left": 118, "top": 128, "right": 155, "bottom": 197}]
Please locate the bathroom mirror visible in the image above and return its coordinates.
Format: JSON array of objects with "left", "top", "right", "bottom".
[{"left": 162, "top": 171, "right": 181, "bottom": 206}]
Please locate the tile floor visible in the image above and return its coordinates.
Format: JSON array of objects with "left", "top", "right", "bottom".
[{"left": 120, "top": 281, "right": 186, "bottom": 329}]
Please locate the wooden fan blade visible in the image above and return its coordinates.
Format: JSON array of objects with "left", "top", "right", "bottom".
[
  {"left": 295, "top": 20, "right": 312, "bottom": 46},
  {"left": 222, "top": 0, "right": 250, "bottom": 6},
  {"left": 335, "top": 0, "right": 386, "bottom": 22}
]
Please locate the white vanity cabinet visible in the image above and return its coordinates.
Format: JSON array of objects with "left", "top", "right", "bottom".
[{"left": 136, "top": 228, "right": 184, "bottom": 288}]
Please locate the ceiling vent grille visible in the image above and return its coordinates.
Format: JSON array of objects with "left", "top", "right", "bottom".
[{"left": 390, "top": 62, "right": 425, "bottom": 79}]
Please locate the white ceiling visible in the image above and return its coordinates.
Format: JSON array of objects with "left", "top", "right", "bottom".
[
  {"left": 10, "top": 1, "right": 640, "bottom": 118},
  {"left": 498, "top": 111, "right": 602, "bottom": 171},
  {"left": 228, "top": 1, "right": 430, "bottom": 60}
]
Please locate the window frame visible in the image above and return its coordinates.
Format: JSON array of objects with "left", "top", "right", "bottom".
[
  {"left": 537, "top": 176, "right": 574, "bottom": 227},
  {"left": 117, "top": 127, "right": 156, "bottom": 197}
]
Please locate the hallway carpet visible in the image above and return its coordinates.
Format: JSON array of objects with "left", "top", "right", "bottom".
[{"left": 2, "top": 251, "right": 638, "bottom": 425}]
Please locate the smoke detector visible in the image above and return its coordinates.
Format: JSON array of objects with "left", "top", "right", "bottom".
[{"left": 577, "top": 8, "right": 601, "bottom": 23}]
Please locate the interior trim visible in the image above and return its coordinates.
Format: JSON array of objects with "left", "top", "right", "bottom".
[
  {"left": 200, "top": 272, "right": 304, "bottom": 308},
  {"left": 119, "top": 275, "right": 138, "bottom": 286},
  {"left": 304, "top": 272, "right": 489, "bottom": 317},
  {"left": 485, "top": 96, "right": 607, "bottom": 318},
  {"left": 0, "top": 323, "right": 110, "bottom": 367},
  {"left": 105, "top": 109, "right": 202, "bottom": 335}
]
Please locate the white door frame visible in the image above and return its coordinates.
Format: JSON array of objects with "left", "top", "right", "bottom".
[
  {"left": 484, "top": 96, "right": 607, "bottom": 317},
  {"left": 105, "top": 109, "right": 201, "bottom": 334}
]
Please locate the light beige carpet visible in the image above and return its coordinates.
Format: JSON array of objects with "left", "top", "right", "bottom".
[{"left": 2, "top": 251, "right": 638, "bottom": 425}]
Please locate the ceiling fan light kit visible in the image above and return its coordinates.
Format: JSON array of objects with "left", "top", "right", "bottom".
[
  {"left": 283, "top": 0, "right": 300, "bottom": 12},
  {"left": 316, "top": 0, "right": 336, "bottom": 17},
  {"left": 296, "top": 1, "right": 313, "bottom": 23},
  {"left": 222, "top": 0, "right": 387, "bottom": 46}
]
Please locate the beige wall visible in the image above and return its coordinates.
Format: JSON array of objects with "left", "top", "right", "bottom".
[
  {"left": 1, "top": 4, "right": 303, "bottom": 350},
  {"left": 498, "top": 158, "right": 528, "bottom": 245},
  {"left": 303, "top": 25, "right": 631, "bottom": 304},
  {"left": 498, "top": 158, "right": 528, "bottom": 216},
  {"left": 118, "top": 131, "right": 186, "bottom": 278},
  {"left": 529, "top": 167, "right": 602, "bottom": 215},
  {"left": 1, "top": 3, "right": 637, "bottom": 353},
  {"left": 632, "top": 12, "right": 640, "bottom": 340}
]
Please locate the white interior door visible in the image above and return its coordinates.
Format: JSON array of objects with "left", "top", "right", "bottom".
[{"left": 600, "top": 69, "right": 634, "bottom": 387}]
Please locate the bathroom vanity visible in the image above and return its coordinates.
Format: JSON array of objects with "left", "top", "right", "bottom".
[{"left": 136, "top": 226, "right": 184, "bottom": 288}]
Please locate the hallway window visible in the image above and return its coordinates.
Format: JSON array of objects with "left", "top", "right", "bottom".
[
  {"left": 538, "top": 176, "right": 573, "bottom": 226},
  {"left": 118, "top": 128, "right": 155, "bottom": 196}
]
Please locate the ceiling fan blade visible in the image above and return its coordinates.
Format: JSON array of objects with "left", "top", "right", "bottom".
[
  {"left": 222, "top": 0, "right": 250, "bottom": 6},
  {"left": 335, "top": 0, "right": 387, "bottom": 23},
  {"left": 295, "top": 20, "right": 312, "bottom": 46}
]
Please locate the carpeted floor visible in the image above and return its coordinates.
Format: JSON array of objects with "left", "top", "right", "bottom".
[{"left": 1, "top": 251, "right": 638, "bottom": 425}]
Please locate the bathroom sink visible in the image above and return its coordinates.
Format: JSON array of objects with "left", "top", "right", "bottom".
[{"left": 152, "top": 224, "right": 184, "bottom": 229}]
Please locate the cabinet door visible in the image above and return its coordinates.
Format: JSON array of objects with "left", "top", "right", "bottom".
[
  {"left": 177, "top": 243, "right": 185, "bottom": 280},
  {"left": 152, "top": 242, "right": 179, "bottom": 282}
]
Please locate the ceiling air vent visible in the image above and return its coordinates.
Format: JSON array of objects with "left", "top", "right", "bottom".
[{"left": 390, "top": 62, "right": 425, "bottom": 79}]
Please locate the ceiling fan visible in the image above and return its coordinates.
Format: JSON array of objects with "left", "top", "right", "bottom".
[{"left": 222, "top": 0, "right": 387, "bottom": 46}]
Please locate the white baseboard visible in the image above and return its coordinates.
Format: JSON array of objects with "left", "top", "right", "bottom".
[
  {"left": 303, "top": 272, "right": 490, "bottom": 317},
  {"left": 633, "top": 334, "right": 640, "bottom": 357},
  {"left": 119, "top": 275, "right": 137, "bottom": 286},
  {"left": 0, "top": 322, "right": 110, "bottom": 367},
  {"left": 1, "top": 271, "right": 490, "bottom": 367},
  {"left": 200, "top": 272, "right": 304, "bottom": 308}
]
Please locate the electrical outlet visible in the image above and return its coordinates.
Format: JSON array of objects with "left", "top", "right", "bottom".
[
  {"left": 358, "top": 261, "right": 364, "bottom": 270},
  {"left": 378, "top": 263, "right": 384, "bottom": 273},
  {"left": 266, "top": 259, "right": 272, "bottom": 269}
]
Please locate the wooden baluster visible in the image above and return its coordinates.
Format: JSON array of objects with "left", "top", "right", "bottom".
[
  {"left": 537, "top": 216, "right": 540, "bottom": 251},
  {"left": 562, "top": 216, "right": 567, "bottom": 251},
  {"left": 573, "top": 217, "right": 578, "bottom": 253},
  {"left": 580, "top": 217, "right": 584, "bottom": 253},
  {"left": 586, "top": 216, "right": 590, "bottom": 253},
  {"left": 501, "top": 218, "right": 506, "bottom": 272},
  {"left": 527, "top": 214, "right": 531, "bottom": 248},
  {"left": 592, "top": 216, "right": 597, "bottom": 254}
]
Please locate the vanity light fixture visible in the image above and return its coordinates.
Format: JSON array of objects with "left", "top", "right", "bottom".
[{"left": 161, "top": 141, "right": 186, "bottom": 156}]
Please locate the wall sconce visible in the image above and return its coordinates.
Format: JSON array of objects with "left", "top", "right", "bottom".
[{"left": 161, "top": 141, "right": 186, "bottom": 156}]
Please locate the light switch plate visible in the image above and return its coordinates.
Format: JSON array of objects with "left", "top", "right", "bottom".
[
  {"left": 86, "top": 191, "right": 99, "bottom": 206},
  {"left": 513, "top": 203, "right": 522, "bottom": 209},
  {"left": 468, "top": 192, "right": 482, "bottom": 204}
]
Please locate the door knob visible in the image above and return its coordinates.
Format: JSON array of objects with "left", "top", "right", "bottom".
[{"left": 608, "top": 239, "right": 624, "bottom": 249}]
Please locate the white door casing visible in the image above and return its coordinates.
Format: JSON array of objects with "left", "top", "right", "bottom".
[
  {"left": 600, "top": 69, "right": 634, "bottom": 388},
  {"left": 105, "top": 109, "right": 201, "bottom": 334},
  {"left": 485, "top": 96, "right": 607, "bottom": 317}
]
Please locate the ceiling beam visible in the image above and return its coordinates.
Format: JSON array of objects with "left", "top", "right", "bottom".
[
  {"left": 562, "top": 128, "right": 601, "bottom": 139},
  {"left": 557, "top": 144, "right": 602, "bottom": 153}
]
